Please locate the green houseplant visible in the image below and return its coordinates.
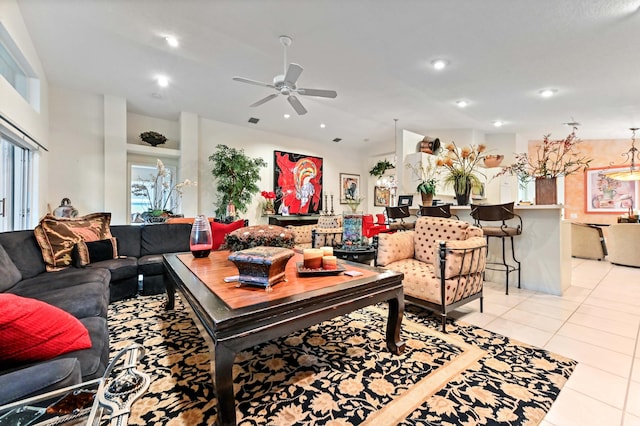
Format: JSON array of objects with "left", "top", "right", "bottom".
[
  {"left": 406, "top": 157, "right": 439, "bottom": 206},
  {"left": 209, "top": 144, "right": 267, "bottom": 219},
  {"left": 369, "top": 159, "right": 395, "bottom": 178}
]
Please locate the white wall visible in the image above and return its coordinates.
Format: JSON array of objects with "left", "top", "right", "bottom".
[
  {"left": 0, "top": 0, "right": 50, "bottom": 224},
  {"left": 47, "top": 87, "right": 104, "bottom": 215},
  {"left": 198, "top": 119, "right": 364, "bottom": 225}
]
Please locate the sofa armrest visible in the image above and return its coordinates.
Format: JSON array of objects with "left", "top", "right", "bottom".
[
  {"left": 434, "top": 236, "right": 487, "bottom": 279},
  {"left": 0, "top": 358, "right": 82, "bottom": 405}
]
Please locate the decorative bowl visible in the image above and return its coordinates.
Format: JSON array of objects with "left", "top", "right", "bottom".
[{"left": 483, "top": 155, "right": 504, "bottom": 168}]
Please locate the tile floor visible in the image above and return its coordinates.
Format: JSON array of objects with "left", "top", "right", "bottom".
[{"left": 450, "top": 257, "right": 640, "bottom": 426}]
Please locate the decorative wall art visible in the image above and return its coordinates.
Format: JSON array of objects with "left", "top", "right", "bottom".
[
  {"left": 340, "top": 173, "right": 360, "bottom": 204},
  {"left": 273, "top": 151, "right": 323, "bottom": 215},
  {"left": 585, "top": 167, "right": 638, "bottom": 213},
  {"left": 374, "top": 186, "right": 391, "bottom": 207}
]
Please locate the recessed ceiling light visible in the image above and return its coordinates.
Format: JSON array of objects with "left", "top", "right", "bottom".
[
  {"left": 248, "top": 117, "right": 259, "bottom": 124},
  {"left": 539, "top": 89, "right": 557, "bottom": 98},
  {"left": 431, "top": 59, "right": 448, "bottom": 70},
  {"left": 156, "top": 76, "right": 169, "bottom": 87},
  {"left": 332, "top": 138, "right": 342, "bottom": 143},
  {"left": 283, "top": 113, "right": 290, "bottom": 119},
  {"left": 456, "top": 100, "right": 468, "bottom": 108},
  {"left": 493, "top": 120, "right": 504, "bottom": 127},
  {"left": 165, "top": 36, "right": 179, "bottom": 48},
  {"left": 320, "top": 123, "right": 326, "bottom": 128}
]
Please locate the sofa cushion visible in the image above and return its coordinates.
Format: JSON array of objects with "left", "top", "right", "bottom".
[
  {"left": 34, "top": 213, "right": 112, "bottom": 271},
  {"left": 87, "top": 256, "right": 138, "bottom": 282},
  {"left": 376, "top": 231, "right": 415, "bottom": 267},
  {"left": 413, "top": 217, "right": 472, "bottom": 265},
  {"left": 0, "top": 294, "right": 92, "bottom": 365},
  {"left": 0, "top": 243, "right": 21, "bottom": 292},
  {"left": 73, "top": 237, "right": 118, "bottom": 267},
  {"left": 0, "top": 230, "right": 46, "bottom": 279},
  {"left": 110, "top": 225, "right": 142, "bottom": 258},
  {"left": 63, "top": 316, "right": 109, "bottom": 380},
  {"left": 140, "top": 223, "right": 191, "bottom": 256},
  {"left": 9, "top": 268, "right": 110, "bottom": 318}
]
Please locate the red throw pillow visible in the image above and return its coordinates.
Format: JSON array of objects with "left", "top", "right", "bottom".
[
  {"left": 211, "top": 220, "right": 246, "bottom": 250},
  {"left": 0, "top": 294, "right": 92, "bottom": 364}
]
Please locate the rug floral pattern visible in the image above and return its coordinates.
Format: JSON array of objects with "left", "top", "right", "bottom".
[{"left": 107, "top": 296, "right": 576, "bottom": 425}]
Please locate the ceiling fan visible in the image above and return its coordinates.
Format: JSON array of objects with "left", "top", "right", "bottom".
[{"left": 232, "top": 35, "right": 337, "bottom": 115}]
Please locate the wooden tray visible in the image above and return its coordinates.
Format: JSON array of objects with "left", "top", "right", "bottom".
[{"left": 296, "top": 262, "right": 345, "bottom": 276}]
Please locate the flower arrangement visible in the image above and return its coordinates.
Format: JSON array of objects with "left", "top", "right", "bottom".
[
  {"left": 131, "top": 159, "right": 196, "bottom": 217},
  {"left": 261, "top": 190, "right": 276, "bottom": 214},
  {"left": 437, "top": 142, "right": 486, "bottom": 195},
  {"left": 496, "top": 127, "right": 592, "bottom": 181},
  {"left": 139, "top": 131, "right": 167, "bottom": 147},
  {"left": 406, "top": 157, "right": 440, "bottom": 195}
]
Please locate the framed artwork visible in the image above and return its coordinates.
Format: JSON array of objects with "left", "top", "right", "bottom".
[
  {"left": 585, "top": 167, "right": 638, "bottom": 213},
  {"left": 342, "top": 213, "right": 363, "bottom": 245},
  {"left": 374, "top": 186, "right": 391, "bottom": 206},
  {"left": 274, "top": 151, "right": 323, "bottom": 215},
  {"left": 340, "top": 173, "right": 360, "bottom": 204},
  {"left": 397, "top": 195, "right": 413, "bottom": 207}
]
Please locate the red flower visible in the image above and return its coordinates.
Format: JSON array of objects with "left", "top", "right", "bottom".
[{"left": 261, "top": 191, "right": 276, "bottom": 199}]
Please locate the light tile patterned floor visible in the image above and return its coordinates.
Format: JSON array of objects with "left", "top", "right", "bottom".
[{"left": 449, "top": 258, "right": 640, "bottom": 426}]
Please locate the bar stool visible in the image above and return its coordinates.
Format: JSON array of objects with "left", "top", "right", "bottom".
[
  {"left": 385, "top": 206, "right": 414, "bottom": 230},
  {"left": 470, "top": 202, "right": 522, "bottom": 294},
  {"left": 418, "top": 204, "right": 459, "bottom": 220}
]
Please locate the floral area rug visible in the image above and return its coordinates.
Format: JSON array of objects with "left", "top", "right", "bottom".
[{"left": 107, "top": 295, "right": 576, "bottom": 425}]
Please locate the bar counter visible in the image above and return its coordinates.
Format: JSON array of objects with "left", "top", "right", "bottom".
[{"left": 450, "top": 204, "right": 570, "bottom": 295}]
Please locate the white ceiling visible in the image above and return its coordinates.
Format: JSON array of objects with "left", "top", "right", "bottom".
[{"left": 16, "top": 0, "right": 640, "bottom": 148}]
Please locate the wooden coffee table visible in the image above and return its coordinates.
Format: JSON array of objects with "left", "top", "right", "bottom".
[{"left": 163, "top": 250, "right": 405, "bottom": 426}]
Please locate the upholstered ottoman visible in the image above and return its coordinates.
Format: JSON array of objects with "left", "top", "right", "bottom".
[{"left": 225, "top": 225, "right": 295, "bottom": 252}]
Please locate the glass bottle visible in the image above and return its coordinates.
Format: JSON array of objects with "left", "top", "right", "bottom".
[{"left": 190, "top": 215, "right": 212, "bottom": 258}]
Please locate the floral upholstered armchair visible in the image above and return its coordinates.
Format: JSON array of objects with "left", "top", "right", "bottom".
[
  {"left": 376, "top": 216, "right": 487, "bottom": 332},
  {"left": 287, "top": 215, "right": 343, "bottom": 250}
]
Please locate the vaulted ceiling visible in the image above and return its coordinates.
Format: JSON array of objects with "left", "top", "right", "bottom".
[{"left": 17, "top": 0, "right": 640, "bottom": 147}]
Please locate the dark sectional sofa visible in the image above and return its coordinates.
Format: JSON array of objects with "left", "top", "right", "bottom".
[{"left": 0, "top": 222, "right": 192, "bottom": 405}]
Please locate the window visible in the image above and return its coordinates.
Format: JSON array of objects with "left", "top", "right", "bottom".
[
  {"left": 0, "top": 134, "right": 32, "bottom": 231},
  {"left": 129, "top": 161, "right": 177, "bottom": 223},
  {"left": 0, "top": 23, "right": 40, "bottom": 111}
]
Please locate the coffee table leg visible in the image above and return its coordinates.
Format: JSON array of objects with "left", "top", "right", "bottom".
[
  {"left": 164, "top": 270, "right": 175, "bottom": 310},
  {"left": 214, "top": 343, "right": 237, "bottom": 426},
  {"left": 386, "top": 289, "right": 406, "bottom": 355}
]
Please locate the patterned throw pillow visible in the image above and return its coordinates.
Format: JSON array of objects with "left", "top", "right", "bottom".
[
  {"left": 34, "top": 212, "right": 112, "bottom": 271},
  {"left": 72, "top": 237, "right": 118, "bottom": 267}
]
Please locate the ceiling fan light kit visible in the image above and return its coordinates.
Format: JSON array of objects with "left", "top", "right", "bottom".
[{"left": 232, "top": 35, "right": 337, "bottom": 115}]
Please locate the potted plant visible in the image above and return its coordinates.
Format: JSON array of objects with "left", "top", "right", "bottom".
[
  {"left": 406, "top": 157, "right": 439, "bottom": 206},
  {"left": 131, "top": 159, "right": 196, "bottom": 222},
  {"left": 140, "top": 131, "right": 167, "bottom": 147},
  {"left": 438, "top": 142, "right": 486, "bottom": 205},
  {"left": 495, "top": 126, "right": 592, "bottom": 205},
  {"left": 369, "top": 159, "right": 395, "bottom": 178},
  {"left": 209, "top": 144, "right": 267, "bottom": 220}
]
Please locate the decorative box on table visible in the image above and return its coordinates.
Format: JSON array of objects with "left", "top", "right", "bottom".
[{"left": 228, "top": 246, "right": 295, "bottom": 290}]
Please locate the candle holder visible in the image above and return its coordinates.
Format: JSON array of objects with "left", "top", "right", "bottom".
[
  {"left": 330, "top": 195, "right": 334, "bottom": 215},
  {"left": 324, "top": 194, "right": 329, "bottom": 215}
]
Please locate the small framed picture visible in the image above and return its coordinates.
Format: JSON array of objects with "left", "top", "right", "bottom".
[
  {"left": 397, "top": 195, "right": 413, "bottom": 207},
  {"left": 340, "top": 173, "right": 361, "bottom": 204},
  {"left": 374, "top": 186, "right": 391, "bottom": 206}
]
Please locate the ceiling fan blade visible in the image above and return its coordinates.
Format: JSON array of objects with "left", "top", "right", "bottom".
[
  {"left": 297, "top": 88, "right": 338, "bottom": 98},
  {"left": 284, "top": 63, "right": 303, "bottom": 85},
  {"left": 250, "top": 94, "right": 279, "bottom": 107},
  {"left": 287, "top": 95, "right": 307, "bottom": 115},
  {"left": 232, "top": 76, "right": 275, "bottom": 88}
]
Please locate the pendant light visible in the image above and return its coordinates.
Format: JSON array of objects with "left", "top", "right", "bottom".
[{"left": 606, "top": 127, "right": 640, "bottom": 181}]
